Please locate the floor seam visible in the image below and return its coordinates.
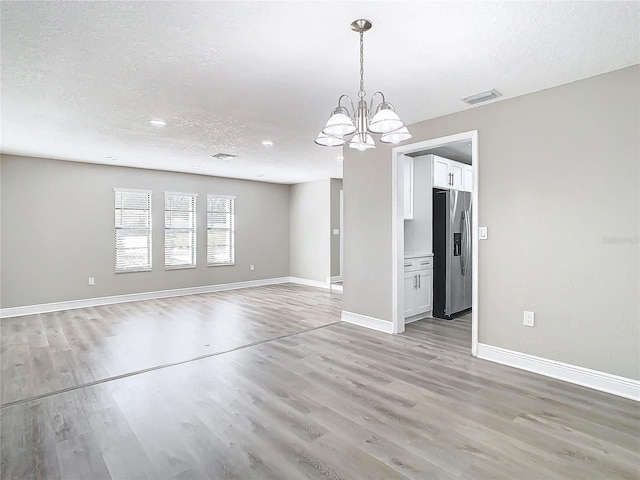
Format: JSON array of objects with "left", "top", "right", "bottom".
[{"left": 1, "top": 320, "right": 342, "bottom": 409}]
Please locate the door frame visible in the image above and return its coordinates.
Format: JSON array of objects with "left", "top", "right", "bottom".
[{"left": 391, "top": 130, "right": 479, "bottom": 356}]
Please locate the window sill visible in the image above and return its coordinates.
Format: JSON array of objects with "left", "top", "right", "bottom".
[
  {"left": 165, "top": 265, "right": 197, "bottom": 271},
  {"left": 115, "top": 268, "right": 153, "bottom": 274}
]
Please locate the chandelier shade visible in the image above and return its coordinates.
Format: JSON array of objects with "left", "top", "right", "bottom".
[
  {"left": 314, "top": 19, "right": 411, "bottom": 151},
  {"left": 369, "top": 104, "right": 404, "bottom": 134},
  {"left": 314, "top": 131, "right": 345, "bottom": 147},
  {"left": 380, "top": 126, "right": 413, "bottom": 144},
  {"left": 321, "top": 107, "right": 356, "bottom": 137},
  {"left": 348, "top": 132, "right": 376, "bottom": 151}
]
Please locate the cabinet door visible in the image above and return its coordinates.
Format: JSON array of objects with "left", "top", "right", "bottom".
[
  {"left": 433, "top": 157, "right": 450, "bottom": 189},
  {"left": 404, "top": 272, "right": 417, "bottom": 317},
  {"left": 463, "top": 165, "right": 473, "bottom": 192},
  {"left": 449, "top": 162, "right": 464, "bottom": 191},
  {"left": 403, "top": 157, "right": 414, "bottom": 220},
  {"left": 414, "top": 269, "right": 433, "bottom": 313}
]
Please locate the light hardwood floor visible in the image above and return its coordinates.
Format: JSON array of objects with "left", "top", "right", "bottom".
[{"left": 1, "top": 285, "right": 639, "bottom": 479}]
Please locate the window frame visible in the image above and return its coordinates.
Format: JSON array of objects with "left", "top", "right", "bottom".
[
  {"left": 164, "top": 191, "right": 198, "bottom": 270},
  {"left": 114, "top": 188, "right": 153, "bottom": 274},
  {"left": 207, "top": 194, "right": 235, "bottom": 267}
]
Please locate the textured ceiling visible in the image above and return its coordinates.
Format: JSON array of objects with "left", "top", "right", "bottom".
[{"left": 1, "top": 1, "right": 638, "bottom": 184}]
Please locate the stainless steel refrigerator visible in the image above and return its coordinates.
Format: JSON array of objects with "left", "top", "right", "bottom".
[{"left": 432, "top": 189, "right": 472, "bottom": 319}]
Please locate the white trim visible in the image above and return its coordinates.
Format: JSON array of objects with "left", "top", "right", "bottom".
[
  {"left": 341, "top": 310, "right": 395, "bottom": 334},
  {"left": 470, "top": 131, "right": 479, "bottom": 356},
  {"left": 0, "top": 277, "right": 291, "bottom": 318},
  {"left": 208, "top": 194, "right": 236, "bottom": 200},
  {"left": 477, "top": 343, "right": 640, "bottom": 402},
  {"left": 165, "top": 191, "right": 198, "bottom": 197},
  {"left": 113, "top": 187, "right": 153, "bottom": 193},
  {"left": 391, "top": 130, "right": 479, "bottom": 351},
  {"left": 391, "top": 145, "right": 404, "bottom": 334},
  {"left": 339, "top": 189, "right": 344, "bottom": 278},
  {"left": 288, "top": 277, "right": 331, "bottom": 290},
  {"left": 329, "top": 276, "right": 343, "bottom": 283}
]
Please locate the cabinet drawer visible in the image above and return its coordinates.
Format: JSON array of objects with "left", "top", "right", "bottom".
[
  {"left": 403, "top": 258, "right": 417, "bottom": 272},
  {"left": 415, "top": 257, "right": 433, "bottom": 269}
]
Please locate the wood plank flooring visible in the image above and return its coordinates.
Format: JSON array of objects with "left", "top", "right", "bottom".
[{"left": 1, "top": 284, "right": 639, "bottom": 479}]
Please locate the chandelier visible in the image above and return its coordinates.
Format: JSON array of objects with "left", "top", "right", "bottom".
[{"left": 315, "top": 19, "right": 412, "bottom": 151}]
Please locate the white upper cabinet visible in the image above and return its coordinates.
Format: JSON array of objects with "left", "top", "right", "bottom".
[
  {"left": 403, "top": 156, "right": 414, "bottom": 220},
  {"left": 449, "top": 162, "right": 464, "bottom": 190},
  {"left": 430, "top": 155, "right": 472, "bottom": 192},
  {"left": 463, "top": 165, "right": 473, "bottom": 192},
  {"left": 432, "top": 156, "right": 449, "bottom": 189}
]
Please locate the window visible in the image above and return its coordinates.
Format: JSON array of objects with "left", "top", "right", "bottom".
[
  {"left": 165, "top": 192, "right": 197, "bottom": 269},
  {"left": 207, "top": 195, "right": 235, "bottom": 265},
  {"left": 114, "top": 188, "right": 152, "bottom": 273}
]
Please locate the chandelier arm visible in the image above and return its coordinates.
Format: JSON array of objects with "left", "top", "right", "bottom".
[
  {"left": 369, "top": 91, "right": 386, "bottom": 114},
  {"left": 337, "top": 94, "right": 356, "bottom": 117}
]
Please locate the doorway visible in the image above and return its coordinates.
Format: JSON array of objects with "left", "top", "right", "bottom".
[{"left": 391, "top": 131, "right": 479, "bottom": 356}]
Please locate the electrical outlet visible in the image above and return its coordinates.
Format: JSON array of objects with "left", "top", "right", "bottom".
[
  {"left": 88, "top": 276, "right": 95, "bottom": 286},
  {"left": 250, "top": 264, "right": 255, "bottom": 271},
  {"left": 333, "top": 229, "right": 340, "bottom": 235},
  {"left": 523, "top": 311, "right": 535, "bottom": 327}
]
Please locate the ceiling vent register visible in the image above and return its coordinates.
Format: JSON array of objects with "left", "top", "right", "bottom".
[
  {"left": 212, "top": 153, "right": 239, "bottom": 160},
  {"left": 461, "top": 89, "right": 502, "bottom": 105}
]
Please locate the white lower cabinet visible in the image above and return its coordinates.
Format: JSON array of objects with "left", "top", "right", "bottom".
[
  {"left": 404, "top": 256, "right": 433, "bottom": 320},
  {"left": 413, "top": 269, "right": 432, "bottom": 313}
]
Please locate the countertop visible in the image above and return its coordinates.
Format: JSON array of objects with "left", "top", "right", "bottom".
[{"left": 404, "top": 252, "right": 434, "bottom": 258}]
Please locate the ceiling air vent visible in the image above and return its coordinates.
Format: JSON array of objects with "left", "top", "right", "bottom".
[
  {"left": 461, "top": 89, "right": 502, "bottom": 105},
  {"left": 212, "top": 153, "right": 238, "bottom": 160}
]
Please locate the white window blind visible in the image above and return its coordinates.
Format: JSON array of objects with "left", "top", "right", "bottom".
[
  {"left": 114, "top": 188, "right": 152, "bottom": 273},
  {"left": 165, "top": 192, "right": 197, "bottom": 269},
  {"left": 207, "top": 195, "right": 235, "bottom": 266}
]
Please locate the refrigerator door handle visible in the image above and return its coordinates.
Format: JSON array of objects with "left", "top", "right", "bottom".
[
  {"left": 461, "top": 210, "right": 471, "bottom": 276},
  {"left": 460, "top": 211, "right": 467, "bottom": 275},
  {"left": 463, "top": 210, "right": 471, "bottom": 275}
]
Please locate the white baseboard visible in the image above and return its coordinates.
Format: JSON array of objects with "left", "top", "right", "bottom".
[
  {"left": 341, "top": 310, "right": 394, "bottom": 334},
  {"left": 289, "top": 277, "right": 331, "bottom": 290},
  {"left": 0, "top": 277, "right": 291, "bottom": 318},
  {"left": 477, "top": 343, "right": 640, "bottom": 402},
  {"left": 329, "top": 275, "right": 343, "bottom": 283}
]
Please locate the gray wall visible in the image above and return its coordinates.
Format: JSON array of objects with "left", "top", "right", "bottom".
[
  {"left": 330, "top": 178, "right": 343, "bottom": 277},
  {"left": 404, "top": 155, "right": 433, "bottom": 255},
  {"left": 289, "top": 179, "right": 330, "bottom": 282},
  {"left": 1, "top": 155, "right": 291, "bottom": 308},
  {"left": 344, "top": 65, "right": 639, "bottom": 380},
  {"left": 343, "top": 143, "right": 395, "bottom": 320}
]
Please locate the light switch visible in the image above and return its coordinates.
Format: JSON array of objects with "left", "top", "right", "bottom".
[
  {"left": 479, "top": 227, "right": 488, "bottom": 240},
  {"left": 88, "top": 276, "right": 95, "bottom": 286},
  {"left": 333, "top": 229, "right": 340, "bottom": 235}
]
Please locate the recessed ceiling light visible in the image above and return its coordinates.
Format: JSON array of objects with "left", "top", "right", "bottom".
[
  {"left": 148, "top": 119, "right": 167, "bottom": 127},
  {"left": 337, "top": 156, "right": 344, "bottom": 161},
  {"left": 256, "top": 174, "right": 265, "bottom": 177},
  {"left": 261, "top": 140, "right": 274, "bottom": 146}
]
